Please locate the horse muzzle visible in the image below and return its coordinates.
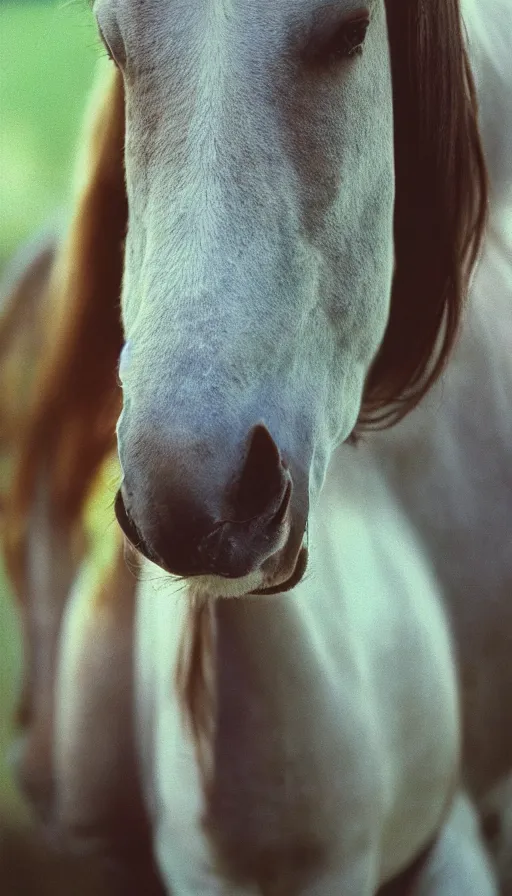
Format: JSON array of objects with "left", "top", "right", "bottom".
[{"left": 114, "top": 422, "right": 309, "bottom": 593}]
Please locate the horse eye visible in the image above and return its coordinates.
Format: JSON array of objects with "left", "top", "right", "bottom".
[{"left": 328, "top": 15, "right": 370, "bottom": 61}]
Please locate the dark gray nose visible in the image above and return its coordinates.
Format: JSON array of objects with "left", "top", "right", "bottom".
[{"left": 115, "top": 424, "right": 294, "bottom": 578}]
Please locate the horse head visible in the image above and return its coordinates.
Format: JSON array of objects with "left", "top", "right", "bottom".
[{"left": 89, "top": 0, "right": 487, "bottom": 594}]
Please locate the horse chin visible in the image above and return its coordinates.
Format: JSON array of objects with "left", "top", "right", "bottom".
[
  {"left": 254, "top": 540, "right": 309, "bottom": 596},
  {"left": 186, "top": 569, "right": 266, "bottom": 601},
  {"left": 184, "top": 533, "right": 308, "bottom": 601},
  {"left": 123, "top": 493, "right": 309, "bottom": 599}
]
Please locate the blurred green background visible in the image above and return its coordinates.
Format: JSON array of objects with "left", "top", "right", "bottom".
[
  {"left": 0, "top": 0, "right": 101, "bottom": 270},
  {"left": 0, "top": 2, "right": 104, "bottom": 890}
]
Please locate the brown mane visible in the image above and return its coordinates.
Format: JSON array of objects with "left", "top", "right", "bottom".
[
  {"left": 2, "top": 66, "right": 126, "bottom": 595},
  {"left": 359, "top": 0, "right": 489, "bottom": 429},
  {"left": 0, "top": 236, "right": 56, "bottom": 465}
]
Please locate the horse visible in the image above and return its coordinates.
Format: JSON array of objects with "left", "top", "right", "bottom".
[{"left": 1, "top": 0, "right": 511, "bottom": 892}]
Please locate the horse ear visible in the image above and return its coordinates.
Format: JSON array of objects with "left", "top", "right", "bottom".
[
  {"left": 5, "top": 63, "right": 126, "bottom": 587},
  {"left": 359, "top": 0, "right": 488, "bottom": 428}
]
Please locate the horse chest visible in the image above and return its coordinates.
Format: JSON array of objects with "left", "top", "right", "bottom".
[
  {"left": 160, "top": 694, "right": 339, "bottom": 893},
  {"left": 137, "top": 586, "right": 381, "bottom": 894},
  {"left": 203, "top": 672, "right": 335, "bottom": 889}
]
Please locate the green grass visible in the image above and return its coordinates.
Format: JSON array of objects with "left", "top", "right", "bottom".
[
  {"left": 0, "top": 1, "right": 101, "bottom": 269},
  {"left": 0, "top": 1, "right": 100, "bottom": 824}
]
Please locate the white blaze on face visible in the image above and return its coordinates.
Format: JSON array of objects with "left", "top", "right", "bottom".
[{"left": 95, "top": 0, "right": 395, "bottom": 507}]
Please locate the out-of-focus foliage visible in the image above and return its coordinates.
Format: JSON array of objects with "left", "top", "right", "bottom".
[
  {"left": 0, "top": 3, "right": 101, "bottom": 891},
  {"left": 0, "top": 0, "right": 100, "bottom": 271}
]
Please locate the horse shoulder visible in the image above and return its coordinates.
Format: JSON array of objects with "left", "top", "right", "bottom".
[{"left": 313, "top": 446, "right": 460, "bottom": 882}]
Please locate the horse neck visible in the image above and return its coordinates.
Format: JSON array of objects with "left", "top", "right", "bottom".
[
  {"left": 174, "top": 443, "right": 374, "bottom": 784},
  {"left": 176, "top": 590, "right": 308, "bottom": 779},
  {"left": 173, "top": 582, "right": 343, "bottom": 878},
  {"left": 176, "top": 519, "right": 357, "bottom": 791}
]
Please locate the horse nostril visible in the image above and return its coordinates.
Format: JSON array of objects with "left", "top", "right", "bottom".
[
  {"left": 115, "top": 424, "right": 298, "bottom": 579},
  {"left": 233, "top": 423, "right": 288, "bottom": 522},
  {"left": 114, "top": 489, "right": 154, "bottom": 560},
  {"left": 273, "top": 479, "right": 292, "bottom": 527}
]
